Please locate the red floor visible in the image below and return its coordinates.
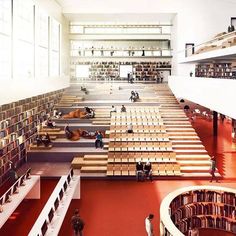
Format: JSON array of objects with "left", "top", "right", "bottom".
[
  {"left": 1, "top": 116, "right": 236, "bottom": 236},
  {"left": 0, "top": 179, "right": 58, "bottom": 236}
]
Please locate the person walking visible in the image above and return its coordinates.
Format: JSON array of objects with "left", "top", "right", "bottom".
[
  {"left": 95, "top": 131, "right": 103, "bottom": 149},
  {"left": 71, "top": 209, "right": 84, "bottom": 236},
  {"left": 210, "top": 156, "right": 218, "bottom": 182},
  {"left": 145, "top": 214, "right": 154, "bottom": 236}
]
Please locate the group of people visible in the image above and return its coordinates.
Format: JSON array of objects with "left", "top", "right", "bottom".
[
  {"left": 129, "top": 91, "right": 139, "bottom": 102},
  {"left": 35, "top": 133, "right": 51, "bottom": 147},
  {"left": 136, "top": 161, "right": 153, "bottom": 181}
]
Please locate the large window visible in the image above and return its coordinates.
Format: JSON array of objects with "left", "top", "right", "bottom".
[
  {"left": 50, "top": 18, "right": 60, "bottom": 76},
  {"left": 35, "top": 8, "right": 48, "bottom": 77},
  {"left": 13, "top": 0, "right": 34, "bottom": 78},
  {"left": 0, "top": 0, "right": 11, "bottom": 79}
]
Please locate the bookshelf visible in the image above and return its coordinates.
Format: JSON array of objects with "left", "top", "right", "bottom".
[
  {"left": 160, "top": 185, "right": 236, "bottom": 236},
  {"left": 71, "top": 61, "right": 171, "bottom": 80},
  {"left": 195, "top": 62, "right": 236, "bottom": 79},
  {"left": 0, "top": 89, "right": 64, "bottom": 185}
]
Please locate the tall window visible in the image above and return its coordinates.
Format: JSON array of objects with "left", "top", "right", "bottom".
[
  {"left": 0, "top": 0, "right": 11, "bottom": 79},
  {"left": 35, "top": 7, "right": 48, "bottom": 77},
  {"left": 50, "top": 18, "right": 60, "bottom": 76},
  {"left": 13, "top": 0, "right": 34, "bottom": 79}
]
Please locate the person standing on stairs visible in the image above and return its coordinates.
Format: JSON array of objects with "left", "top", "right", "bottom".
[
  {"left": 210, "top": 156, "right": 218, "bottom": 182},
  {"left": 95, "top": 131, "right": 103, "bottom": 149}
]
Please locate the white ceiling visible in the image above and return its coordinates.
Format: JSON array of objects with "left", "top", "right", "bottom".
[
  {"left": 63, "top": 13, "right": 176, "bottom": 23},
  {"left": 55, "top": 0, "right": 176, "bottom": 23}
]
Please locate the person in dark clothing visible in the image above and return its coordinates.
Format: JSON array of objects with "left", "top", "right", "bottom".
[
  {"left": 36, "top": 134, "right": 43, "bottom": 146},
  {"left": 144, "top": 161, "right": 153, "bottom": 181},
  {"left": 42, "top": 133, "right": 51, "bottom": 147},
  {"left": 210, "top": 156, "right": 218, "bottom": 182},
  {"left": 95, "top": 131, "right": 103, "bottom": 148},
  {"left": 71, "top": 209, "right": 84, "bottom": 236},
  {"left": 220, "top": 114, "right": 226, "bottom": 123},
  {"left": 65, "top": 124, "right": 73, "bottom": 139},
  {"left": 121, "top": 105, "right": 126, "bottom": 112},
  {"left": 45, "top": 118, "right": 55, "bottom": 128},
  {"left": 9, "top": 163, "right": 18, "bottom": 184},
  {"left": 136, "top": 161, "right": 144, "bottom": 181}
]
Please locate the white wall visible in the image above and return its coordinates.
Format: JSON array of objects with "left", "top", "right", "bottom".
[
  {"left": 0, "top": 76, "right": 70, "bottom": 106},
  {"left": 62, "top": 0, "right": 236, "bottom": 76},
  {"left": 169, "top": 76, "right": 236, "bottom": 119}
]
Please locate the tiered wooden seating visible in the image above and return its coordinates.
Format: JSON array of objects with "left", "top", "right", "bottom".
[{"left": 107, "top": 106, "right": 182, "bottom": 177}]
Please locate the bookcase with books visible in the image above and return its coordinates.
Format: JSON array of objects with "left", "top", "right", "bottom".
[
  {"left": 195, "top": 62, "right": 236, "bottom": 79},
  {"left": 71, "top": 61, "right": 171, "bottom": 80},
  {"left": 0, "top": 89, "right": 64, "bottom": 185},
  {"left": 160, "top": 186, "right": 236, "bottom": 236}
]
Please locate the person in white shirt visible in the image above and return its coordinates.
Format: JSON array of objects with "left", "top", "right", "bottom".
[
  {"left": 145, "top": 214, "right": 154, "bottom": 236},
  {"left": 127, "top": 123, "right": 133, "bottom": 133},
  {"left": 188, "top": 226, "right": 199, "bottom": 236},
  {"left": 110, "top": 105, "right": 117, "bottom": 117}
]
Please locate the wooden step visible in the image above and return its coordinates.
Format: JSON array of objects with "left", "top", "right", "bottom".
[
  {"left": 30, "top": 144, "right": 52, "bottom": 150},
  {"left": 71, "top": 157, "right": 83, "bottom": 169},
  {"left": 168, "top": 132, "right": 197, "bottom": 136},
  {"left": 172, "top": 144, "right": 205, "bottom": 149},
  {"left": 174, "top": 149, "right": 208, "bottom": 154},
  {"left": 176, "top": 154, "right": 211, "bottom": 160},
  {"left": 83, "top": 160, "right": 107, "bottom": 166},
  {"left": 169, "top": 135, "right": 200, "bottom": 140},
  {"left": 84, "top": 155, "right": 108, "bottom": 160},
  {"left": 171, "top": 140, "right": 202, "bottom": 144},
  {"left": 81, "top": 166, "right": 107, "bottom": 173},
  {"left": 180, "top": 166, "right": 212, "bottom": 173},
  {"left": 178, "top": 160, "right": 211, "bottom": 166}
]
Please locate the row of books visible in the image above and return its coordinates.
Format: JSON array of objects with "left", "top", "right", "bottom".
[
  {"left": 170, "top": 190, "right": 236, "bottom": 211},
  {"left": 176, "top": 216, "right": 236, "bottom": 234},
  {"left": 171, "top": 203, "right": 236, "bottom": 222}
]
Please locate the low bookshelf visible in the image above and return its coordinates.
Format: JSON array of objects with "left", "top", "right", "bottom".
[{"left": 160, "top": 185, "right": 236, "bottom": 236}]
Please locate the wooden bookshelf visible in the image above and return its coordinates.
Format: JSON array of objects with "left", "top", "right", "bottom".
[
  {"left": 160, "top": 186, "right": 236, "bottom": 236},
  {"left": 0, "top": 89, "right": 64, "bottom": 185}
]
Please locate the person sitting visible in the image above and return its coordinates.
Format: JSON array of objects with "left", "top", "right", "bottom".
[
  {"left": 42, "top": 133, "right": 51, "bottom": 147},
  {"left": 64, "top": 124, "right": 73, "bottom": 139},
  {"left": 135, "top": 91, "right": 139, "bottom": 99},
  {"left": 127, "top": 123, "right": 133, "bottom": 133},
  {"left": 95, "top": 131, "right": 103, "bottom": 149},
  {"left": 136, "top": 161, "right": 144, "bottom": 181},
  {"left": 36, "top": 134, "right": 43, "bottom": 146},
  {"left": 84, "top": 107, "right": 95, "bottom": 118},
  {"left": 121, "top": 105, "right": 126, "bottom": 112},
  {"left": 45, "top": 118, "right": 55, "bottom": 128},
  {"left": 144, "top": 161, "right": 153, "bottom": 181},
  {"left": 53, "top": 109, "right": 62, "bottom": 118},
  {"left": 129, "top": 94, "right": 136, "bottom": 102},
  {"left": 110, "top": 105, "right": 117, "bottom": 117}
]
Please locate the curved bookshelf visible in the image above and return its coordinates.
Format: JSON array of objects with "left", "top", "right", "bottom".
[{"left": 160, "top": 185, "right": 236, "bottom": 236}]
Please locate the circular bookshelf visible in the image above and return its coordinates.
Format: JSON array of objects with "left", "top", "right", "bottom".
[{"left": 160, "top": 185, "right": 236, "bottom": 236}]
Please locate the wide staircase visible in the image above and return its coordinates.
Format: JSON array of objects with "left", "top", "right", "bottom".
[{"left": 27, "top": 81, "right": 217, "bottom": 178}]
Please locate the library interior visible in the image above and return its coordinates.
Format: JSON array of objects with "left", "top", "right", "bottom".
[{"left": 1, "top": 0, "right": 236, "bottom": 235}]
